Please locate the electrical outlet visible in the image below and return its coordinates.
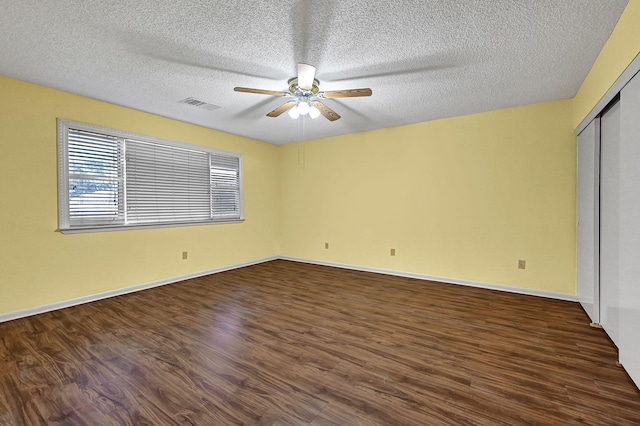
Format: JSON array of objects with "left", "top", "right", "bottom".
[
  {"left": 518, "top": 259, "right": 526, "bottom": 269},
  {"left": 325, "top": 242, "right": 329, "bottom": 249},
  {"left": 182, "top": 251, "right": 188, "bottom": 260},
  {"left": 390, "top": 248, "right": 396, "bottom": 256}
]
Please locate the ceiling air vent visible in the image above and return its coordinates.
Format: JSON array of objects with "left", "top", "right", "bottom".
[{"left": 179, "top": 97, "right": 220, "bottom": 111}]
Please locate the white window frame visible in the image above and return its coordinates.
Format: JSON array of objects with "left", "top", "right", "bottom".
[{"left": 57, "top": 119, "right": 244, "bottom": 234}]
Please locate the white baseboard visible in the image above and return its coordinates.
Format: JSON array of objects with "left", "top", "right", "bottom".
[
  {"left": 279, "top": 256, "right": 578, "bottom": 302},
  {"left": 0, "top": 256, "right": 278, "bottom": 324},
  {"left": 1, "top": 254, "right": 577, "bottom": 324}
]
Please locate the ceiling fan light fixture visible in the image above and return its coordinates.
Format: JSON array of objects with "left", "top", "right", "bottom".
[
  {"left": 309, "top": 104, "right": 321, "bottom": 119},
  {"left": 288, "top": 104, "right": 300, "bottom": 119},
  {"left": 298, "top": 100, "right": 310, "bottom": 116}
]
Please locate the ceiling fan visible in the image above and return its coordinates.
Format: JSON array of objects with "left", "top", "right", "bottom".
[{"left": 234, "top": 63, "right": 372, "bottom": 121}]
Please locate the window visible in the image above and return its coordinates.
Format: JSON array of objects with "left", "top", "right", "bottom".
[{"left": 58, "top": 120, "right": 243, "bottom": 233}]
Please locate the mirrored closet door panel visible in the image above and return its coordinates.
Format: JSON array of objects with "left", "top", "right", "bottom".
[
  {"left": 618, "top": 72, "right": 640, "bottom": 388},
  {"left": 599, "top": 98, "right": 621, "bottom": 347}
]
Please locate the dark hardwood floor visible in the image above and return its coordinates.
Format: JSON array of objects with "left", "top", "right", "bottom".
[{"left": 1, "top": 260, "right": 639, "bottom": 425}]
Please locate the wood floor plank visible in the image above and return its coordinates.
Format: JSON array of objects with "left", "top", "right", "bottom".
[{"left": 1, "top": 259, "right": 639, "bottom": 425}]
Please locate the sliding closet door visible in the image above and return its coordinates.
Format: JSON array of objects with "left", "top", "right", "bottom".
[
  {"left": 618, "top": 72, "right": 640, "bottom": 388},
  {"left": 576, "top": 120, "right": 600, "bottom": 324},
  {"left": 599, "top": 99, "right": 621, "bottom": 347}
]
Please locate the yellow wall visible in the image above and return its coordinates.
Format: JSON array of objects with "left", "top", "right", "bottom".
[
  {"left": 279, "top": 100, "right": 576, "bottom": 294},
  {"left": 278, "top": 0, "right": 640, "bottom": 298},
  {"left": 0, "top": 76, "right": 280, "bottom": 315},
  {"left": 4, "top": 0, "right": 640, "bottom": 315},
  {"left": 573, "top": 0, "right": 640, "bottom": 127}
]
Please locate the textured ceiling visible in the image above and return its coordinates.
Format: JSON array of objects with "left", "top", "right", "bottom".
[{"left": 0, "top": 0, "right": 628, "bottom": 145}]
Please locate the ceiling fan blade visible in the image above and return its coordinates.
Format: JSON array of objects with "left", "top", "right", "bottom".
[
  {"left": 234, "top": 87, "right": 287, "bottom": 97},
  {"left": 315, "top": 102, "right": 341, "bottom": 121},
  {"left": 322, "top": 88, "right": 372, "bottom": 98},
  {"left": 266, "top": 101, "right": 297, "bottom": 117},
  {"left": 297, "top": 63, "right": 316, "bottom": 91}
]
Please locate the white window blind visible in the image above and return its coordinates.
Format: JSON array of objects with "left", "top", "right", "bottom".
[
  {"left": 67, "top": 129, "right": 124, "bottom": 226},
  {"left": 210, "top": 154, "right": 241, "bottom": 218},
  {"left": 58, "top": 120, "right": 243, "bottom": 233},
  {"left": 125, "top": 140, "right": 212, "bottom": 224}
]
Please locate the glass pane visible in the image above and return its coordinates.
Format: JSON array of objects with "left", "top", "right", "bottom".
[
  {"left": 69, "top": 178, "right": 120, "bottom": 220},
  {"left": 211, "top": 167, "right": 240, "bottom": 217}
]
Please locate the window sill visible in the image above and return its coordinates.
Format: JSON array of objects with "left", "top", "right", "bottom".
[{"left": 58, "top": 218, "right": 245, "bottom": 234}]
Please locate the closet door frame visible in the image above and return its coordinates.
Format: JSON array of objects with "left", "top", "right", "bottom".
[{"left": 576, "top": 55, "right": 640, "bottom": 135}]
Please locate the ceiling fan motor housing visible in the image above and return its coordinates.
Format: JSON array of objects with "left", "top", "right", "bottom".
[{"left": 288, "top": 77, "right": 320, "bottom": 95}]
